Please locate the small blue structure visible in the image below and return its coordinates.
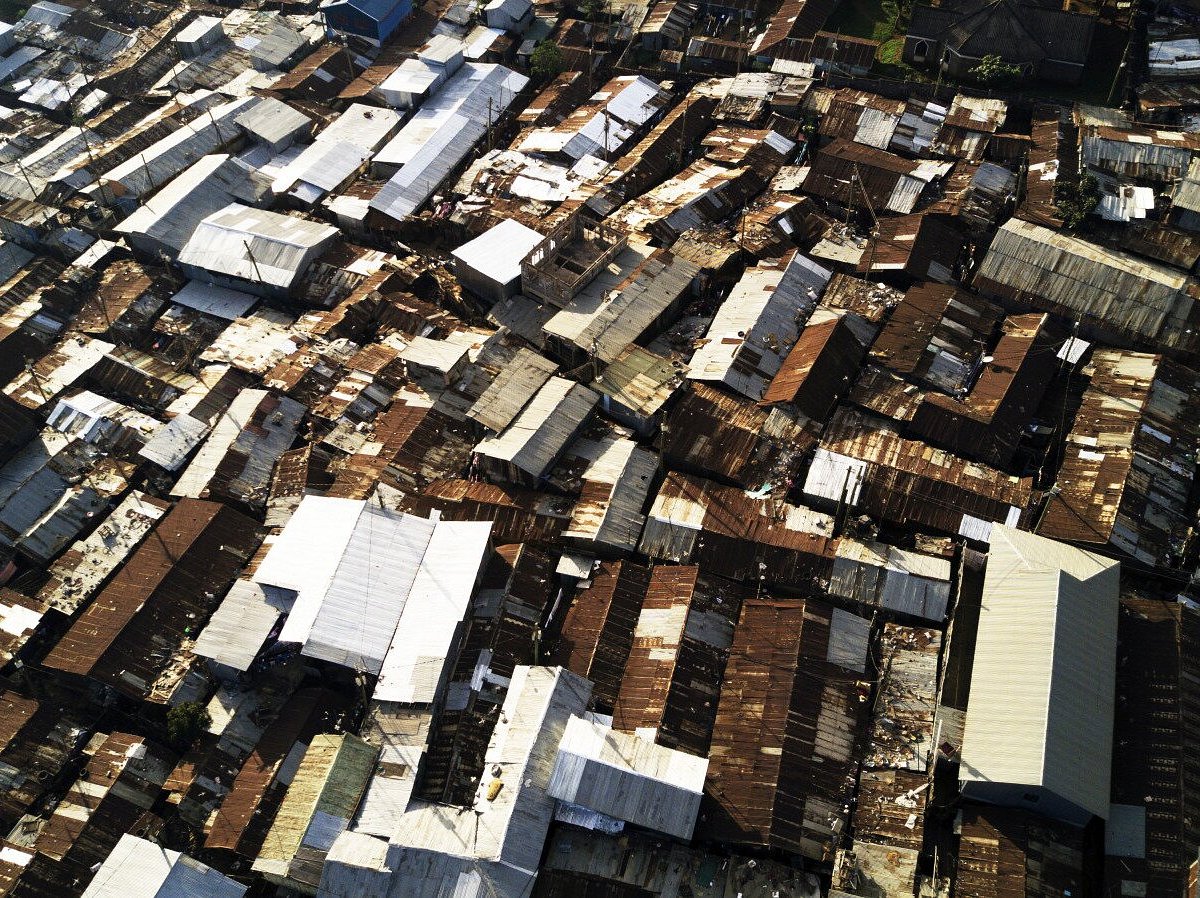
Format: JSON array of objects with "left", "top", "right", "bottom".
[{"left": 320, "top": 0, "right": 412, "bottom": 46}]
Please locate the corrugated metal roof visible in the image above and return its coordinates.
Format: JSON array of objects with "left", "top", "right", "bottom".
[
  {"left": 234, "top": 96, "right": 312, "bottom": 147},
  {"left": 371, "top": 64, "right": 528, "bottom": 220},
  {"left": 37, "top": 491, "right": 169, "bottom": 615},
  {"left": 640, "top": 471, "right": 836, "bottom": 584},
  {"left": 452, "top": 219, "right": 544, "bottom": 287},
  {"left": 113, "top": 153, "right": 271, "bottom": 259},
  {"left": 689, "top": 251, "right": 831, "bottom": 401},
  {"left": 544, "top": 248, "right": 701, "bottom": 364},
  {"left": 42, "top": 499, "right": 261, "bottom": 699},
  {"left": 171, "top": 388, "right": 304, "bottom": 508},
  {"left": 554, "top": 559, "right": 652, "bottom": 710},
  {"left": 253, "top": 733, "right": 378, "bottom": 888},
  {"left": 613, "top": 566, "right": 744, "bottom": 757},
  {"left": 805, "top": 407, "right": 1031, "bottom": 539},
  {"left": 474, "top": 377, "right": 599, "bottom": 480},
  {"left": 548, "top": 716, "right": 707, "bottom": 839},
  {"left": 701, "top": 596, "right": 869, "bottom": 859},
  {"left": 192, "top": 579, "right": 293, "bottom": 672},
  {"left": 170, "top": 280, "right": 258, "bottom": 320},
  {"left": 373, "top": 519, "right": 493, "bottom": 703},
  {"left": 321, "top": 667, "right": 592, "bottom": 898},
  {"left": 1037, "top": 349, "right": 1200, "bottom": 566},
  {"left": 98, "top": 95, "right": 258, "bottom": 200},
  {"left": 868, "top": 280, "right": 998, "bottom": 393},
  {"left": 206, "top": 687, "right": 347, "bottom": 854},
  {"left": 82, "top": 834, "right": 246, "bottom": 898},
  {"left": 976, "top": 218, "right": 1198, "bottom": 353},
  {"left": 830, "top": 538, "right": 951, "bottom": 621},
  {"left": 178, "top": 203, "right": 338, "bottom": 291},
  {"left": 466, "top": 348, "right": 558, "bottom": 432},
  {"left": 961, "top": 526, "right": 1119, "bottom": 822},
  {"left": 956, "top": 805, "right": 1087, "bottom": 898},
  {"left": 664, "top": 382, "right": 815, "bottom": 487}
]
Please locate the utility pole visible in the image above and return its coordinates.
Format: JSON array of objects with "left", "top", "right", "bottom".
[
  {"left": 13, "top": 159, "right": 37, "bottom": 199},
  {"left": 243, "top": 240, "right": 266, "bottom": 284}
]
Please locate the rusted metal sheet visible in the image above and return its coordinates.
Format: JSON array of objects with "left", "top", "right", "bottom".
[
  {"left": 701, "top": 596, "right": 869, "bottom": 860},
  {"left": 761, "top": 316, "right": 869, "bottom": 420},
  {"left": 908, "top": 313, "right": 1061, "bottom": 468},
  {"left": 1038, "top": 350, "right": 1200, "bottom": 565},
  {"left": 868, "top": 282, "right": 1002, "bottom": 395},
  {"left": 551, "top": 559, "right": 652, "bottom": 711},
  {"left": 665, "top": 382, "right": 816, "bottom": 487},
  {"left": 811, "top": 407, "right": 1033, "bottom": 537},
  {"left": 612, "top": 566, "right": 747, "bottom": 757},
  {"left": 640, "top": 471, "right": 837, "bottom": 585},
  {"left": 205, "top": 687, "right": 347, "bottom": 856},
  {"left": 42, "top": 498, "right": 261, "bottom": 700}
]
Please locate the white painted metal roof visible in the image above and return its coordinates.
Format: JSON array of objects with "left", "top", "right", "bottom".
[
  {"left": 960, "top": 525, "right": 1119, "bottom": 821},
  {"left": 258, "top": 497, "right": 493, "bottom": 676},
  {"left": 82, "top": 834, "right": 246, "bottom": 898},
  {"left": 547, "top": 716, "right": 706, "bottom": 839},
  {"left": 320, "top": 666, "right": 591, "bottom": 898},
  {"left": 374, "top": 520, "right": 493, "bottom": 703},
  {"left": 451, "top": 218, "right": 543, "bottom": 287},
  {"left": 178, "top": 203, "right": 339, "bottom": 290},
  {"left": 193, "top": 580, "right": 294, "bottom": 672}
]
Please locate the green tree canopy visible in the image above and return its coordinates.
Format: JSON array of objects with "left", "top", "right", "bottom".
[
  {"left": 166, "top": 701, "right": 212, "bottom": 749},
  {"left": 530, "top": 41, "right": 566, "bottom": 82},
  {"left": 1054, "top": 173, "right": 1102, "bottom": 231},
  {"left": 970, "top": 54, "right": 1024, "bottom": 85}
]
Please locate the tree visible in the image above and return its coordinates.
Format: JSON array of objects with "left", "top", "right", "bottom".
[
  {"left": 969, "top": 54, "right": 1024, "bottom": 85},
  {"left": 1054, "top": 173, "right": 1101, "bottom": 230},
  {"left": 530, "top": 41, "right": 566, "bottom": 82},
  {"left": 166, "top": 701, "right": 212, "bottom": 749}
]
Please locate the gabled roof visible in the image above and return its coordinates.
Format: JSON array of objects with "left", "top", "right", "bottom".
[
  {"left": 256, "top": 496, "right": 492, "bottom": 677},
  {"left": 320, "top": 0, "right": 408, "bottom": 22},
  {"left": 178, "top": 204, "right": 339, "bottom": 291},
  {"left": 961, "top": 525, "right": 1119, "bottom": 821},
  {"left": 909, "top": 0, "right": 1093, "bottom": 65}
]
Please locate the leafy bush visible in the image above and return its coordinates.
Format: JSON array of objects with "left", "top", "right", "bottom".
[
  {"left": 530, "top": 42, "right": 566, "bottom": 82},
  {"left": 970, "top": 54, "right": 1024, "bottom": 85},
  {"left": 1054, "top": 173, "right": 1101, "bottom": 230},
  {"left": 166, "top": 701, "right": 212, "bottom": 749}
]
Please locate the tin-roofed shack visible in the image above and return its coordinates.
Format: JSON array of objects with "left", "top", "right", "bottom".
[
  {"left": 802, "top": 140, "right": 951, "bottom": 215},
  {"left": 252, "top": 732, "right": 379, "bottom": 893},
  {"left": 552, "top": 559, "right": 652, "bottom": 711},
  {"left": 974, "top": 218, "right": 1200, "bottom": 355},
  {"left": 908, "top": 312, "right": 1061, "bottom": 469},
  {"left": 760, "top": 313, "right": 871, "bottom": 421},
  {"left": 42, "top": 498, "right": 261, "bottom": 701},
  {"left": 700, "top": 596, "right": 870, "bottom": 860},
  {"left": 663, "top": 382, "right": 816, "bottom": 487},
  {"left": 867, "top": 282, "right": 1002, "bottom": 396},
  {"left": 640, "top": 470, "right": 836, "bottom": 584},
  {"left": 612, "top": 565, "right": 747, "bottom": 757},
  {"left": 688, "top": 251, "right": 832, "bottom": 401},
  {"left": 206, "top": 687, "right": 348, "bottom": 859},
  {"left": 805, "top": 407, "right": 1032, "bottom": 541},
  {"left": 1108, "top": 597, "right": 1200, "bottom": 896},
  {"left": 592, "top": 343, "right": 683, "bottom": 436},
  {"left": 9, "top": 731, "right": 175, "bottom": 898},
  {"left": 473, "top": 377, "right": 599, "bottom": 487},
  {"left": 1037, "top": 349, "right": 1200, "bottom": 566}
]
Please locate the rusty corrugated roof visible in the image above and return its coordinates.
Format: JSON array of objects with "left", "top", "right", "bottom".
[{"left": 42, "top": 498, "right": 261, "bottom": 699}]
